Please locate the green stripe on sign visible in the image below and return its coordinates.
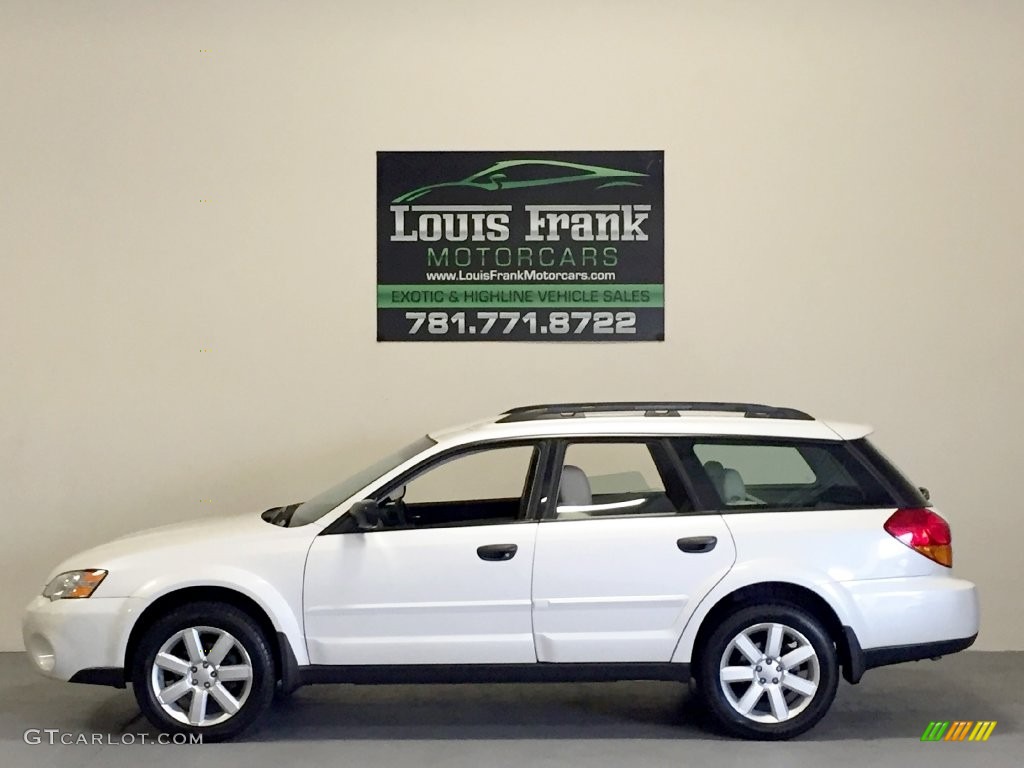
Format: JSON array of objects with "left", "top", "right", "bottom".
[{"left": 378, "top": 284, "right": 664, "bottom": 308}]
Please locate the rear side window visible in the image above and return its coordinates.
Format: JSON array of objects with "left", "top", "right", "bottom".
[
  {"left": 694, "top": 444, "right": 817, "bottom": 486},
  {"left": 679, "top": 439, "right": 895, "bottom": 511},
  {"left": 548, "top": 440, "right": 693, "bottom": 519}
]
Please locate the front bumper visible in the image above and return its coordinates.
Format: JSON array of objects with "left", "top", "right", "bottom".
[{"left": 22, "top": 595, "right": 144, "bottom": 683}]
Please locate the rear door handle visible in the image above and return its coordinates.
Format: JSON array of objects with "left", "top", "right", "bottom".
[
  {"left": 477, "top": 543, "right": 518, "bottom": 562},
  {"left": 677, "top": 536, "right": 717, "bottom": 554}
]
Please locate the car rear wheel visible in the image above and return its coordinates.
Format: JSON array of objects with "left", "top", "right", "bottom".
[
  {"left": 131, "top": 601, "right": 274, "bottom": 741},
  {"left": 697, "top": 603, "right": 838, "bottom": 740}
]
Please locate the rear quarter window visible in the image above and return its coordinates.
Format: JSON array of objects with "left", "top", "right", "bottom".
[
  {"left": 679, "top": 438, "right": 896, "bottom": 511},
  {"left": 849, "top": 438, "right": 930, "bottom": 508}
]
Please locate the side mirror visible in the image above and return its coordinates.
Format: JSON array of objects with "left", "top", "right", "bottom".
[
  {"left": 349, "top": 499, "right": 384, "bottom": 532},
  {"left": 488, "top": 172, "right": 508, "bottom": 188},
  {"left": 919, "top": 486, "right": 931, "bottom": 502}
]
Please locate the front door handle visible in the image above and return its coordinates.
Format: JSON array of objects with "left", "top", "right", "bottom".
[
  {"left": 477, "top": 543, "right": 518, "bottom": 562},
  {"left": 677, "top": 536, "right": 717, "bottom": 554}
]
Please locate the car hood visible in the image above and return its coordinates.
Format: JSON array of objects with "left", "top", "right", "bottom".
[
  {"left": 45, "top": 512, "right": 280, "bottom": 584},
  {"left": 112, "top": 512, "right": 264, "bottom": 543}
]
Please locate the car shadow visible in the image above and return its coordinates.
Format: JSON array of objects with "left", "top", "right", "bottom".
[
  {"left": 245, "top": 664, "right": 1018, "bottom": 742},
  {"left": 249, "top": 682, "right": 710, "bottom": 741}
]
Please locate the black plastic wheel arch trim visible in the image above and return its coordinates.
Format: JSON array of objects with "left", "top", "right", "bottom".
[
  {"left": 277, "top": 631, "right": 302, "bottom": 695},
  {"left": 840, "top": 626, "right": 977, "bottom": 684},
  {"left": 67, "top": 633, "right": 301, "bottom": 692},
  {"left": 840, "top": 626, "right": 866, "bottom": 684},
  {"left": 862, "top": 633, "right": 978, "bottom": 670},
  {"left": 68, "top": 667, "right": 126, "bottom": 688}
]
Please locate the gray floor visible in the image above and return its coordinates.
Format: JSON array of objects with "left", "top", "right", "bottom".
[{"left": 0, "top": 651, "right": 1019, "bottom": 768}]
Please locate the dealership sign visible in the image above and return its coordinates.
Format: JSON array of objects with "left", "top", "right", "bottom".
[{"left": 377, "top": 151, "right": 664, "bottom": 341}]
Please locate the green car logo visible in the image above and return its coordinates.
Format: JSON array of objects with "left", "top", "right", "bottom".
[{"left": 393, "top": 159, "right": 647, "bottom": 203}]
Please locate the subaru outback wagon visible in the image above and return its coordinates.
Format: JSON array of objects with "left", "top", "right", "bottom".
[{"left": 23, "top": 402, "right": 979, "bottom": 740}]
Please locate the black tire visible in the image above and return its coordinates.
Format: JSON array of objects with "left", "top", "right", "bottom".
[
  {"left": 696, "top": 603, "right": 839, "bottom": 740},
  {"left": 131, "top": 601, "right": 275, "bottom": 742}
]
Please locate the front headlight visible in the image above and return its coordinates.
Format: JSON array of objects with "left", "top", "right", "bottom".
[{"left": 42, "top": 570, "right": 108, "bottom": 601}]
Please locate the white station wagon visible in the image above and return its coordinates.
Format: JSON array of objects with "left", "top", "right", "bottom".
[{"left": 23, "top": 402, "right": 980, "bottom": 740}]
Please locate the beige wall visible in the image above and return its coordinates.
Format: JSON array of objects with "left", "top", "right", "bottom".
[{"left": 2, "top": 1, "right": 1022, "bottom": 651}]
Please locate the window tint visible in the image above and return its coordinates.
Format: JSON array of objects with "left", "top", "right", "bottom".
[
  {"left": 405, "top": 446, "right": 532, "bottom": 503},
  {"left": 550, "top": 441, "right": 691, "bottom": 520},
  {"left": 851, "top": 439, "right": 930, "bottom": 507},
  {"left": 290, "top": 436, "right": 435, "bottom": 526},
  {"left": 694, "top": 444, "right": 816, "bottom": 485},
  {"left": 684, "top": 439, "right": 893, "bottom": 511},
  {"left": 391, "top": 445, "right": 536, "bottom": 528}
]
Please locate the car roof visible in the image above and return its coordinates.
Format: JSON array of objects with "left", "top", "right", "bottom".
[{"left": 429, "top": 410, "right": 872, "bottom": 447}]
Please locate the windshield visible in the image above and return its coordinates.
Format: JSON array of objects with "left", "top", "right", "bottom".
[{"left": 289, "top": 436, "right": 435, "bottom": 526}]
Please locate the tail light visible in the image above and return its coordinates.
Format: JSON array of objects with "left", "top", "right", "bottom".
[{"left": 884, "top": 508, "right": 952, "bottom": 567}]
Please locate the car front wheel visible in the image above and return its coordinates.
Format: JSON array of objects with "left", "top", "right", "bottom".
[
  {"left": 131, "top": 601, "right": 274, "bottom": 741},
  {"left": 697, "top": 603, "right": 839, "bottom": 740}
]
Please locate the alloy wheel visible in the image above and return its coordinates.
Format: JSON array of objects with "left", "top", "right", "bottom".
[
  {"left": 149, "top": 625, "right": 254, "bottom": 727},
  {"left": 718, "top": 621, "right": 821, "bottom": 724}
]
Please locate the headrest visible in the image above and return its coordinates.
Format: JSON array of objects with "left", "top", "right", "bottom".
[
  {"left": 558, "top": 465, "right": 592, "bottom": 507},
  {"left": 722, "top": 468, "right": 746, "bottom": 503},
  {"left": 704, "top": 461, "right": 725, "bottom": 495}
]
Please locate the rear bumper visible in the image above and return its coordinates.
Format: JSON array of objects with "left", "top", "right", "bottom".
[
  {"left": 838, "top": 575, "right": 979, "bottom": 683},
  {"left": 841, "top": 575, "right": 979, "bottom": 649}
]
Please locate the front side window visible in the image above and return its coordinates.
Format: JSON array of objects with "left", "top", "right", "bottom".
[
  {"left": 686, "top": 439, "right": 892, "bottom": 510},
  {"left": 382, "top": 444, "right": 538, "bottom": 529},
  {"left": 549, "top": 440, "right": 692, "bottom": 520},
  {"left": 289, "top": 436, "right": 435, "bottom": 526}
]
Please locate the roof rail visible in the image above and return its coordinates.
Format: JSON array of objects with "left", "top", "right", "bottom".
[{"left": 497, "top": 402, "right": 814, "bottom": 423}]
